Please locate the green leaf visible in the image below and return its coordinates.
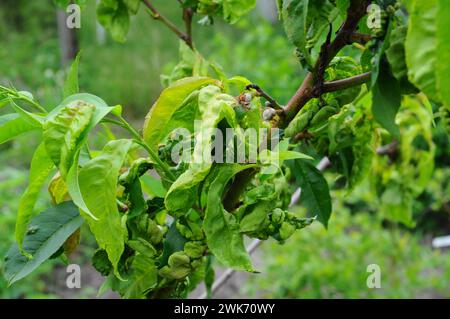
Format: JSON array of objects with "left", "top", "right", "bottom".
[
  {"left": 222, "top": 0, "right": 256, "bottom": 24},
  {"left": 5, "top": 201, "right": 83, "bottom": 285},
  {"left": 123, "top": 254, "right": 158, "bottom": 298},
  {"left": 141, "top": 175, "right": 167, "bottom": 198},
  {"left": 119, "top": 158, "right": 152, "bottom": 219},
  {"left": 288, "top": 159, "right": 332, "bottom": 228},
  {"left": 0, "top": 113, "right": 40, "bottom": 145},
  {"left": 385, "top": 25, "right": 418, "bottom": 94},
  {"left": 204, "top": 164, "right": 255, "bottom": 271},
  {"left": 97, "top": 0, "right": 130, "bottom": 43},
  {"left": 282, "top": 0, "right": 338, "bottom": 67},
  {"left": 204, "top": 255, "right": 215, "bottom": 299},
  {"left": 405, "top": 0, "right": 440, "bottom": 102},
  {"left": 162, "top": 41, "right": 210, "bottom": 87},
  {"left": 78, "top": 139, "right": 132, "bottom": 276},
  {"left": 371, "top": 57, "right": 401, "bottom": 138},
  {"left": 8, "top": 98, "right": 44, "bottom": 126},
  {"left": 63, "top": 53, "right": 81, "bottom": 99},
  {"left": 124, "top": 0, "right": 140, "bottom": 14},
  {"left": 436, "top": 0, "right": 450, "bottom": 109},
  {"left": 15, "top": 142, "right": 55, "bottom": 252},
  {"left": 143, "top": 77, "right": 220, "bottom": 150}
]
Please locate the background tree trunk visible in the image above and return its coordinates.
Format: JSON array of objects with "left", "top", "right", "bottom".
[{"left": 56, "top": 8, "right": 79, "bottom": 67}]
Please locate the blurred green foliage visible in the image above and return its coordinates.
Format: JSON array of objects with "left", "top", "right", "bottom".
[{"left": 245, "top": 202, "right": 450, "bottom": 298}]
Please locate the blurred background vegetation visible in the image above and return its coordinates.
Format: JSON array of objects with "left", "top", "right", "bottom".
[{"left": 0, "top": 0, "right": 449, "bottom": 298}]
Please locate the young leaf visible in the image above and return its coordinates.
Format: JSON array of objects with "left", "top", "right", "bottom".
[
  {"left": 222, "top": 0, "right": 256, "bottom": 24},
  {"left": 15, "top": 142, "right": 55, "bottom": 252},
  {"left": 288, "top": 159, "right": 332, "bottom": 228},
  {"left": 97, "top": 0, "right": 130, "bottom": 43},
  {"left": 5, "top": 201, "right": 83, "bottom": 285},
  {"left": 0, "top": 113, "right": 40, "bottom": 145},
  {"left": 63, "top": 53, "right": 81, "bottom": 99},
  {"left": 78, "top": 139, "right": 132, "bottom": 276},
  {"left": 204, "top": 164, "right": 255, "bottom": 271},
  {"left": 8, "top": 98, "right": 45, "bottom": 126}
]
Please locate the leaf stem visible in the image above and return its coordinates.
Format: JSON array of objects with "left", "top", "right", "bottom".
[
  {"left": 105, "top": 116, "right": 176, "bottom": 182},
  {"left": 0, "top": 85, "right": 47, "bottom": 113}
]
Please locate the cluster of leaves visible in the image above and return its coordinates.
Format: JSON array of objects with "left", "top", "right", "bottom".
[{"left": 1, "top": 0, "right": 449, "bottom": 299}]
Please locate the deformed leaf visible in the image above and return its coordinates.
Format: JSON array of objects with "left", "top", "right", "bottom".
[
  {"left": 123, "top": 254, "right": 158, "bottom": 299},
  {"left": 143, "top": 77, "right": 219, "bottom": 151},
  {"left": 204, "top": 164, "right": 255, "bottom": 271}
]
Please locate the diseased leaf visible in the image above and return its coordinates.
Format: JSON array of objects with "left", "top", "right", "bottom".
[
  {"left": 5, "top": 202, "right": 83, "bottom": 285},
  {"left": 43, "top": 101, "right": 95, "bottom": 178},
  {"left": 164, "top": 85, "right": 238, "bottom": 212},
  {"left": 204, "top": 164, "right": 255, "bottom": 271},
  {"left": 78, "top": 139, "right": 132, "bottom": 276},
  {"left": 143, "top": 77, "right": 219, "bottom": 150},
  {"left": 123, "top": 253, "right": 158, "bottom": 298},
  {"left": 48, "top": 93, "right": 122, "bottom": 220},
  {"left": 15, "top": 142, "right": 55, "bottom": 252}
]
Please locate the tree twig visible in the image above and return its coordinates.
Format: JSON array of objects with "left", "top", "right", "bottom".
[
  {"left": 348, "top": 32, "right": 373, "bottom": 44},
  {"left": 321, "top": 72, "right": 371, "bottom": 93},
  {"left": 141, "top": 0, "right": 192, "bottom": 48},
  {"left": 182, "top": 7, "right": 194, "bottom": 48},
  {"left": 245, "top": 84, "right": 282, "bottom": 109}
]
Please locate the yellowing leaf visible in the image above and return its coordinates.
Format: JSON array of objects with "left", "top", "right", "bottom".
[
  {"left": 143, "top": 77, "right": 220, "bottom": 151},
  {"left": 78, "top": 139, "right": 132, "bottom": 276}
]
